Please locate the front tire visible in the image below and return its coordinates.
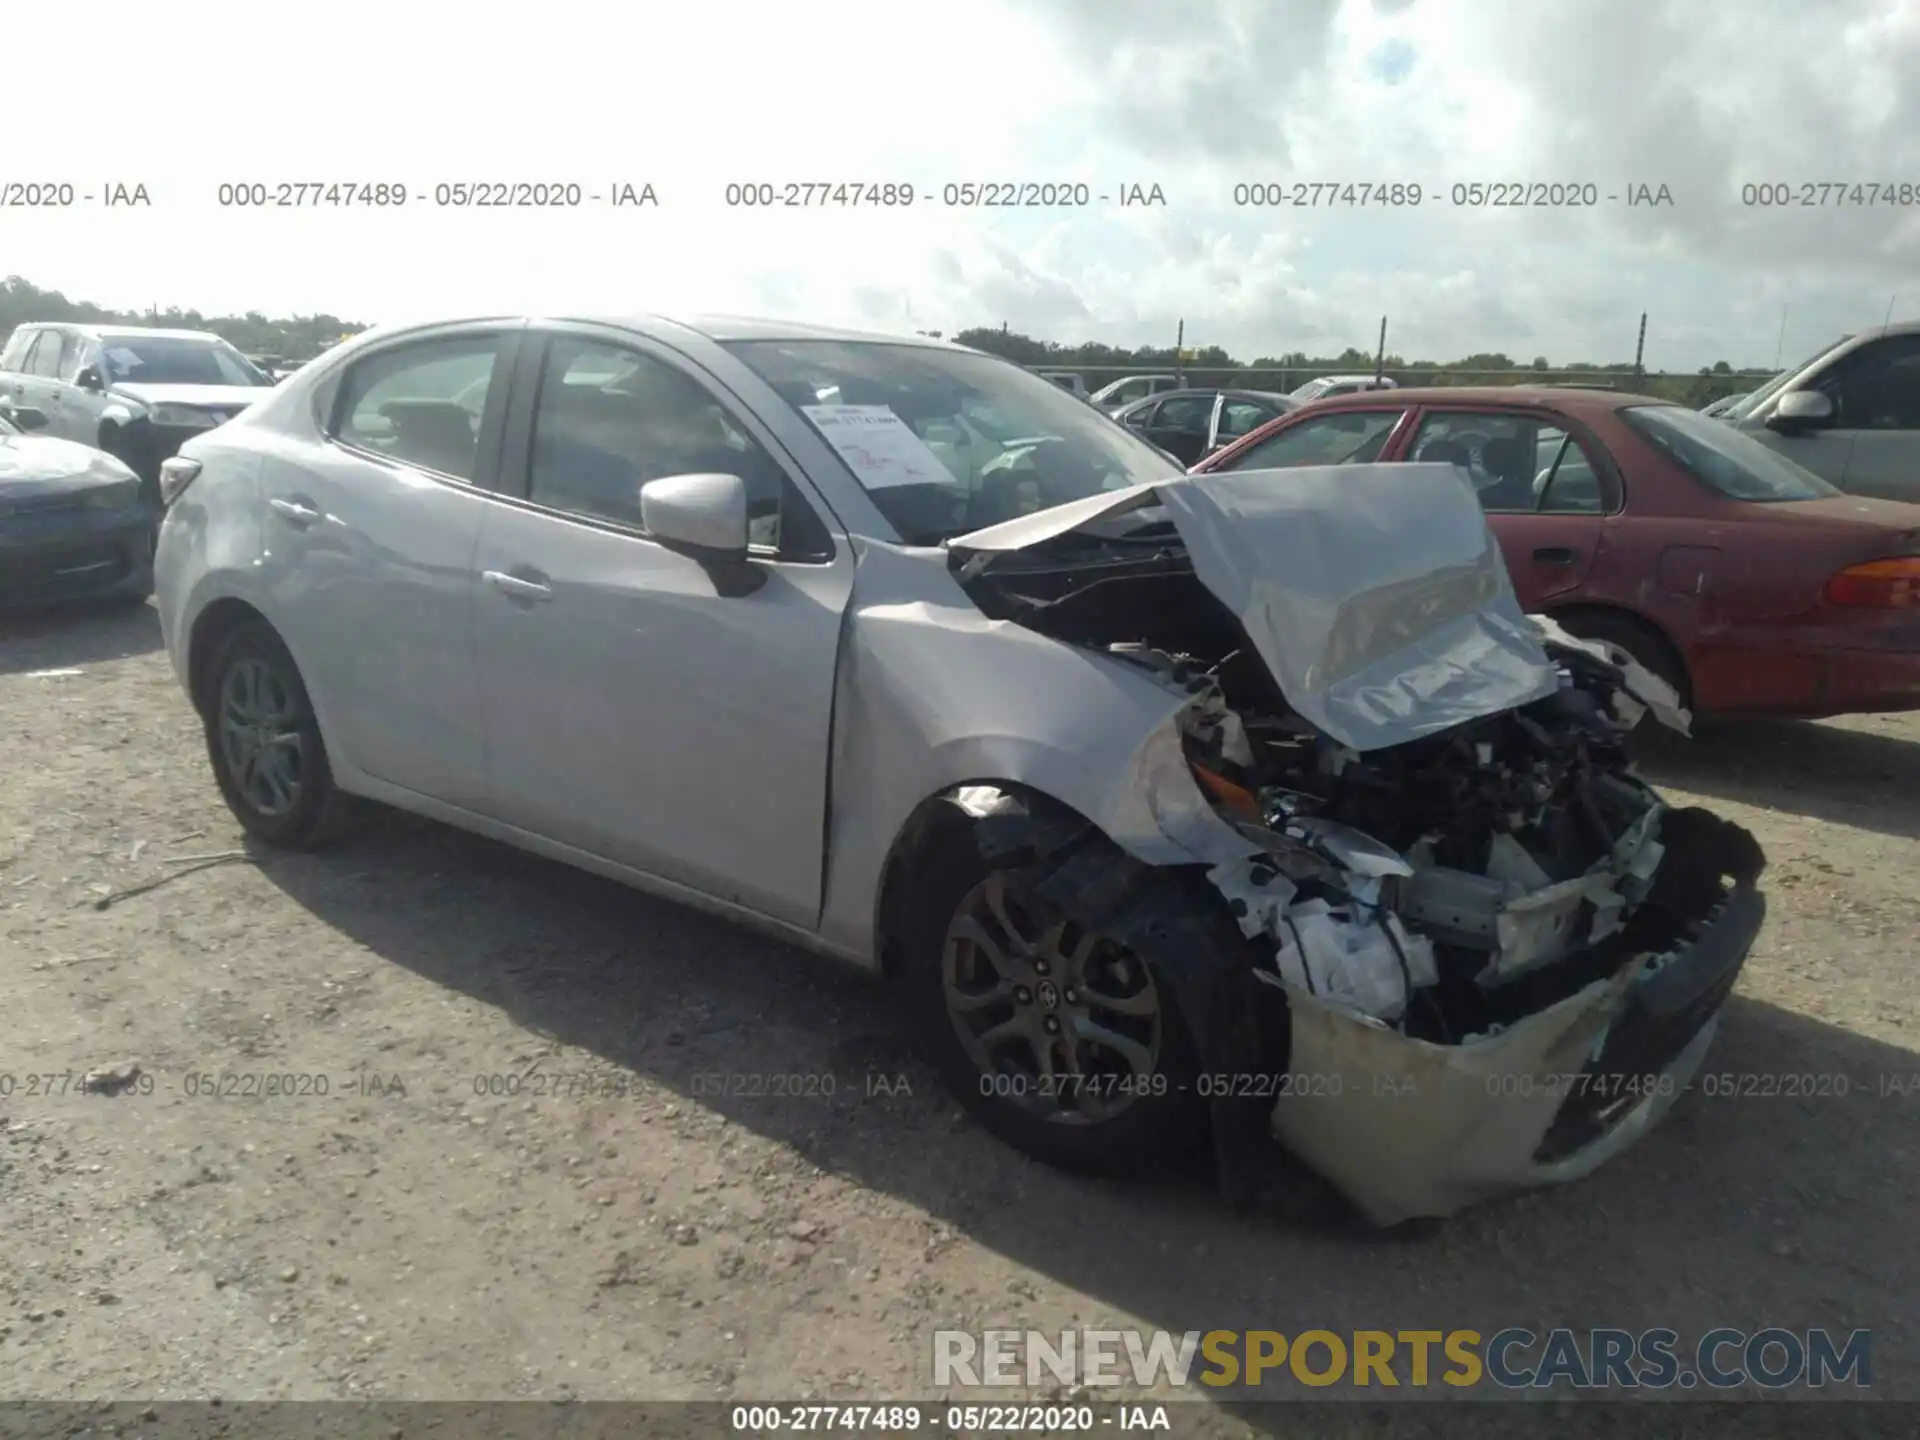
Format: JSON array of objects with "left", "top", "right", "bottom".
[
  {"left": 899, "top": 826, "right": 1200, "bottom": 1176},
  {"left": 201, "top": 620, "right": 360, "bottom": 848}
]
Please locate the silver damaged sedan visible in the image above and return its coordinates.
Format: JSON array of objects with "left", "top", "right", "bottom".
[{"left": 152, "top": 316, "right": 1767, "bottom": 1226}]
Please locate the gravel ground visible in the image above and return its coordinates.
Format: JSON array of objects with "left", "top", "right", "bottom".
[{"left": 1, "top": 598, "right": 1915, "bottom": 1430}]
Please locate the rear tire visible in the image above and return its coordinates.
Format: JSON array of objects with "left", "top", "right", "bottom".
[{"left": 201, "top": 620, "right": 361, "bottom": 848}]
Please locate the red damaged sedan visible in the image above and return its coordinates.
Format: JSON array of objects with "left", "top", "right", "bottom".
[{"left": 1193, "top": 386, "right": 1920, "bottom": 721}]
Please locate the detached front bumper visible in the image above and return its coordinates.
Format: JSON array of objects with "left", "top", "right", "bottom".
[
  {"left": 0, "top": 504, "right": 156, "bottom": 608},
  {"left": 1268, "top": 866, "right": 1765, "bottom": 1228}
]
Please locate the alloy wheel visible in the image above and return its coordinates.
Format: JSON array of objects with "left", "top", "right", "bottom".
[
  {"left": 941, "top": 872, "right": 1165, "bottom": 1125},
  {"left": 216, "top": 656, "right": 306, "bottom": 817}
]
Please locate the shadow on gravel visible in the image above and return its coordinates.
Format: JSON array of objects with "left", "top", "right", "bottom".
[
  {"left": 256, "top": 814, "right": 1920, "bottom": 1417},
  {"left": 0, "top": 596, "right": 162, "bottom": 675},
  {"left": 1639, "top": 716, "right": 1920, "bottom": 841}
]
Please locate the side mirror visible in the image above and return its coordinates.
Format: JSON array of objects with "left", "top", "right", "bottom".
[
  {"left": 1767, "top": 389, "right": 1834, "bottom": 432},
  {"left": 639, "top": 472, "right": 765, "bottom": 597},
  {"left": 74, "top": 366, "right": 104, "bottom": 391},
  {"left": 6, "top": 404, "right": 50, "bottom": 431}
]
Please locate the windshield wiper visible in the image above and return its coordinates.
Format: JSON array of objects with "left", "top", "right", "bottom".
[{"left": 1112, "top": 519, "right": 1178, "bottom": 539}]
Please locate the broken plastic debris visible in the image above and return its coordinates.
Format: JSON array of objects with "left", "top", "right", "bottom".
[
  {"left": 1208, "top": 857, "right": 1300, "bottom": 941},
  {"left": 1529, "top": 614, "right": 1691, "bottom": 735},
  {"left": 1285, "top": 818, "right": 1414, "bottom": 878},
  {"left": 1269, "top": 899, "right": 1438, "bottom": 1023}
]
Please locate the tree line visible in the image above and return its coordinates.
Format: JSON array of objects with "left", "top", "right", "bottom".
[
  {"left": 1, "top": 276, "right": 1769, "bottom": 406},
  {"left": 0, "top": 276, "right": 366, "bottom": 367},
  {"left": 950, "top": 326, "right": 1772, "bottom": 407}
]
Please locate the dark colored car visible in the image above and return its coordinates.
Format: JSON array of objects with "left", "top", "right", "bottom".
[
  {"left": 1192, "top": 386, "right": 1920, "bottom": 721},
  {"left": 0, "top": 407, "right": 155, "bottom": 608},
  {"left": 1112, "top": 387, "right": 1297, "bottom": 466}
]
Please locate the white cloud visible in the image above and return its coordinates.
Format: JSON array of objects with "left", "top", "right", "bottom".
[{"left": 5, "top": 0, "right": 1916, "bottom": 367}]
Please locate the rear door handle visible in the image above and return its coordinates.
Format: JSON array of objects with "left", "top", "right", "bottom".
[
  {"left": 1533, "top": 546, "right": 1579, "bottom": 565},
  {"left": 269, "top": 496, "right": 322, "bottom": 526},
  {"left": 483, "top": 569, "right": 554, "bottom": 602}
]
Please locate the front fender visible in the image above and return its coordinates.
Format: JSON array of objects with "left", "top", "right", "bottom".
[
  {"left": 99, "top": 395, "right": 147, "bottom": 430},
  {"left": 814, "top": 542, "right": 1257, "bottom": 962}
]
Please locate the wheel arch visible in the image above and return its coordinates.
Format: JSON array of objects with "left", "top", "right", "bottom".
[
  {"left": 187, "top": 596, "right": 275, "bottom": 718},
  {"left": 1539, "top": 599, "right": 1694, "bottom": 705},
  {"left": 872, "top": 780, "right": 1099, "bottom": 981}
]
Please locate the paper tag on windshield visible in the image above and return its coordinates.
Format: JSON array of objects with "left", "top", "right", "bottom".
[{"left": 802, "top": 404, "right": 952, "bottom": 490}]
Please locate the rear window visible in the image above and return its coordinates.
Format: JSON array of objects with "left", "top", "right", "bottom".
[{"left": 1620, "top": 404, "right": 1839, "bottom": 502}]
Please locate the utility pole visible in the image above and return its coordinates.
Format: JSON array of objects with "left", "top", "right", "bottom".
[
  {"left": 1633, "top": 311, "right": 1647, "bottom": 382},
  {"left": 1175, "top": 320, "right": 1185, "bottom": 387},
  {"left": 1373, "top": 316, "right": 1388, "bottom": 382}
]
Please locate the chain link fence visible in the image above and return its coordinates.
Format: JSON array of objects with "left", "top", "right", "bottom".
[{"left": 1029, "top": 364, "right": 1778, "bottom": 408}]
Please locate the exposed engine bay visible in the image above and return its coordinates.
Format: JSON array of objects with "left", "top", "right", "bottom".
[
  {"left": 958, "top": 533, "right": 1751, "bottom": 1051},
  {"left": 936, "top": 465, "right": 1766, "bottom": 1223}
]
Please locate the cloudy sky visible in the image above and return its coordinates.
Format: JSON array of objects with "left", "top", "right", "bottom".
[{"left": 7, "top": 0, "right": 1917, "bottom": 369}]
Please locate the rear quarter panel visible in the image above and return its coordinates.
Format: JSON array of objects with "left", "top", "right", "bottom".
[
  {"left": 154, "top": 431, "right": 267, "bottom": 695},
  {"left": 1579, "top": 414, "right": 1916, "bottom": 712}
]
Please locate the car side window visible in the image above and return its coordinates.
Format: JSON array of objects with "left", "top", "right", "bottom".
[
  {"left": 1225, "top": 409, "right": 1404, "bottom": 470},
  {"left": 1818, "top": 336, "right": 1920, "bottom": 430},
  {"left": 27, "top": 331, "right": 67, "bottom": 380},
  {"left": 1121, "top": 399, "right": 1157, "bottom": 429},
  {"left": 1218, "top": 399, "right": 1276, "bottom": 440},
  {"left": 63, "top": 337, "right": 100, "bottom": 384},
  {"left": 1532, "top": 425, "right": 1605, "bottom": 513},
  {"left": 527, "top": 337, "right": 828, "bottom": 558},
  {"left": 0, "top": 328, "right": 35, "bottom": 372},
  {"left": 334, "top": 335, "right": 506, "bottom": 482},
  {"left": 1408, "top": 411, "right": 1554, "bottom": 513},
  {"left": 1154, "top": 393, "right": 1215, "bottom": 432}
]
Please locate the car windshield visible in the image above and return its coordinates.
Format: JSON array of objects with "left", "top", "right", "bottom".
[
  {"left": 97, "top": 335, "right": 271, "bottom": 387},
  {"left": 725, "top": 340, "right": 1182, "bottom": 544},
  {"left": 1621, "top": 403, "right": 1840, "bottom": 501}
]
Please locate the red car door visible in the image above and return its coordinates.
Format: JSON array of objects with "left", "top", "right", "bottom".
[{"left": 1395, "top": 405, "right": 1614, "bottom": 608}]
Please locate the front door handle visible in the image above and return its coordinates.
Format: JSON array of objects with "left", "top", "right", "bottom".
[
  {"left": 269, "top": 496, "right": 322, "bottom": 526},
  {"left": 483, "top": 569, "right": 553, "bottom": 602},
  {"left": 1533, "top": 546, "right": 1579, "bottom": 565}
]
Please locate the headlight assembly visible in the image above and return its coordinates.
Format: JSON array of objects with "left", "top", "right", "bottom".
[
  {"left": 83, "top": 478, "right": 143, "bottom": 510},
  {"left": 149, "top": 404, "right": 219, "bottom": 428}
]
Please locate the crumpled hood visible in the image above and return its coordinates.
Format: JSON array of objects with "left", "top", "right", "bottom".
[
  {"left": 0, "top": 434, "right": 139, "bottom": 491},
  {"left": 948, "top": 463, "right": 1562, "bottom": 751},
  {"left": 112, "top": 382, "right": 267, "bottom": 410}
]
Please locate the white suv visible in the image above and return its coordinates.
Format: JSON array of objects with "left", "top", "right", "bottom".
[
  {"left": 1289, "top": 374, "right": 1399, "bottom": 403},
  {"left": 0, "top": 323, "right": 277, "bottom": 503}
]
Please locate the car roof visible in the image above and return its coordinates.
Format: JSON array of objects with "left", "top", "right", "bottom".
[
  {"left": 61, "top": 324, "right": 233, "bottom": 342},
  {"left": 1849, "top": 319, "right": 1920, "bottom": 339},
  {"left": 564, "top": 313, "right": 963, "bottom": 347},
  {"left": 1295, "top": 384, "right": 1674, "bottom": 414},
  {"left": 330, "top": 311, "right": 969, "bottom": 354}
]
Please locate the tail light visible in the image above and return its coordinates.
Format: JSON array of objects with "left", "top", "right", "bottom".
[
  {"left": 1824, "top": 556, "right": 1920, "bottom": 608},
  {"left": 158, "top": 456, "right": 202, "bottom": 507}
]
